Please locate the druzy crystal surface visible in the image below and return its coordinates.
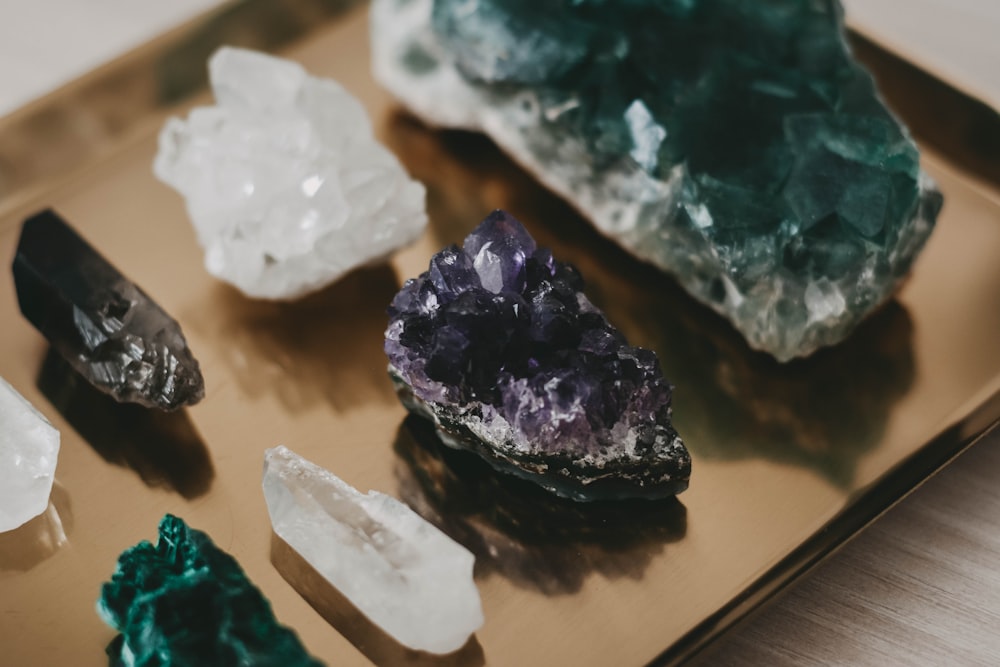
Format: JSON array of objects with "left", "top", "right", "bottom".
[
  {"left": 371, "top": 0, "right": 943, "bottom": 360},
  {"left": 98, "top": 514, "right": 322, "bottom": 667},
  {"left": 0, "top": 377, "right": 60, "bottom": 533},
  {"left": 12, "top": 210, "right": 204, "bottom": 411},
  {"left": 155, "top": 46, "right": 427, "bottom": 299},
  {"left": 263, "top": 446, "right": 482, "bottom": 654},
  {"left": 385, "top": 210, "right": 690, "bottom": 500}
]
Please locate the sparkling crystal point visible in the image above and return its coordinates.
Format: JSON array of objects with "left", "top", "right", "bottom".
[
  {"left": 386, "top": 210, "right": 690, "bottom": 501},
  {"left": 155, "top": 46, "right": 428, "bottom": 300},
  {"left": 98, "top": 514, "right": 323, "bottom": 667},
  {"left": 262, "top": 446, "right": 483, "bottom": 655},
  {"left": 464, "top": 210, "right": 537, "bottom": 294},
  {"left": 0, "top": 377, "right": 60, "bottom": 533},
  {"left": 371, "top": 0, "right": 943, "bottom": 361},
  {"left": 12, "top": 210, "right": 205, "bottom": 411}
]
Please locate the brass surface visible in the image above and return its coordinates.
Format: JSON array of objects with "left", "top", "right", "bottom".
[{"left": 1, "top": 5, "right": 999, "bottom": 666}]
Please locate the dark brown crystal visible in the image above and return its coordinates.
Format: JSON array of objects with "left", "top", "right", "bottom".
[{"left": 12, "top": 210, "right": 205, "bottom": 410}]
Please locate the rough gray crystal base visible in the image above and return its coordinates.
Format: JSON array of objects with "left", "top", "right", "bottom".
[
  {"left": 371, "top": 0, "right": 943, "bottom": 360},
  {"left": 390, "top": 370, "right": 689, "bottom": 502}
]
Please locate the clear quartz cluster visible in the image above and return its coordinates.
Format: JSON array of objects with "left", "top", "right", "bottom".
[
  {"left": 371, "top": 0, "right": 943, "bottom": 360},
  {"left": 262, "top": 446, "right": 483, "bottom": 654},
  {"left": 0, "top": 377, "right": 60, "bottom": 533},
  {"left": 155, "top": 46, "right": 427, "bottom": 300},
  {"left": 385, "top": 210, "right": 690, "bottom": 501}
]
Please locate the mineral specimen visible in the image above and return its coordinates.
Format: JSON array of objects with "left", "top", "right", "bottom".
[
  {"left": 155, "top": 46, "right": 427, "bottom": 300},
  {"left": 0, "top": 377, "right": 60, "bottom": 533},
  {"left": 385, "top": 210, "right": 690, "bottom": 501},
  {"left": 263, "top": 445, "right": 483, "bottom": 654},
  {"left": 371, "top": 0, "right": 943, "bottom": 360},
  {"left": 12, "top": 210, "right": 205, "bottom": 411},
  {"left": 98, "top": 514, "right": 322, "bottom": 667}
]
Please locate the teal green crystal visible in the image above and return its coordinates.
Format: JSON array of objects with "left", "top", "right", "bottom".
[
  {"left": 98, "top": 515, "right": 323, "bottom": 667},
  {"left": 371, "top": 0, "right": 943, "bottom": 360}
]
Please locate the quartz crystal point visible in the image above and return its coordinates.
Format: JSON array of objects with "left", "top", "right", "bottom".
[
  {"left": 0, "top": 377, "right": 60, "bottom": 532},
  {"left": 371, "top": 0, "right": 943, "bottom": 360},
  {"left": 385, "top": 210, "right": 690, "bottom": 501},
  {"left": 12, "top": 210, "right": 204, "bottom": 411},
  {"left": 262, "top": 445, "right": 483, "bottom": 654},
  {"left": 155, "top": 46, "right": 428, "bottom": 300},
  {"left": 98, "top": 514, "right": 323, "bottom": 667}
]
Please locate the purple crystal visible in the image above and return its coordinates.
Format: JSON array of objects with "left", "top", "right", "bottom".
[
  {"left": 465, "top": 210, "right": 536, "bottom": 293},
  {"left": 385, "top": 210, "right": 690, "bottom": 500}
]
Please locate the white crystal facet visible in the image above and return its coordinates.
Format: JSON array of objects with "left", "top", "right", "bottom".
[
  {"left": 0, "top": 377, "right": 60, "bottom": 533},
  {"left": 155, "top": 46, "right": 428, "bottom": 299},
  {"left": 262, "top": 445, "right": 483, "bottom": 654}
]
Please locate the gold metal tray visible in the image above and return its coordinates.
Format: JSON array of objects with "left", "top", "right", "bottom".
[{"left": 1, "top": 3, "right": 998, "bottom": 665}]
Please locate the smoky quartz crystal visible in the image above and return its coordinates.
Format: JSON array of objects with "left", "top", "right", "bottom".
[{"left": 12, "top": 210, "right": 204, "bottom": 410}]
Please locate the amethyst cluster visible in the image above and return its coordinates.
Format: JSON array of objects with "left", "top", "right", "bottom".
[{"left": 385, "top": 210, "right": 690, "bottom": 501}]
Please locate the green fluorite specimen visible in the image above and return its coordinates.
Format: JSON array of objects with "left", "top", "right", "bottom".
[
  {"left": 371, "top": 0, "right": 942, "bottom": 360},
  {"left": 98, "top": 515, "right": 322, "bottom": 667}
]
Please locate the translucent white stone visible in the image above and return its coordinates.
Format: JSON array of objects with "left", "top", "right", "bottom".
[
  {"left": 155, "top": 47, "right": 427, "bottom": 300},
  {"left": 0, "top": 377, "right": 60, "bottom": 533},
  {"left": 262, "top": 446, "right": 483, "bottom": 654}
]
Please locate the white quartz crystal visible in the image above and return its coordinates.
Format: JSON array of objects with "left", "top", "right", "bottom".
[
  {"left": 0, "top": 377, "right": 60, "bottom": 533},
  {"left": 155, "top": 47, "right": 427, "bottom": 299},
  {"left": 262, "top": 445, "right": 483, "bottom": 654}
]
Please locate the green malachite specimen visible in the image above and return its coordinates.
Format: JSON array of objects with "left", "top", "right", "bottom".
[
  {"left": 371, "top": 0, "right": 943, "bottom": 361},
  {"left": 98, "top": 515, "right": 323, "bottom": 667}
]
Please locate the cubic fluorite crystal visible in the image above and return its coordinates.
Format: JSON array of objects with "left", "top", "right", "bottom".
[
  {"left": 263, "top": 445, "right": 483, "bottom": 654},
  {"left": 371, "top": 0, "right": 943, "bottom": 360},
  {"left": 385, "top": 210, "right": 690, "bottom": 501},
  {"left": 0, "top": 377, "right": 60, "bottom": 533},
  {"left": 155, "top": 46, "right": 428, "bottom": 299},
  {"left": 12, "top": 210, "right": 205, "bottom": 411},
  {"left": 98, "top": 514, "right": 322, "bottom": 667}
]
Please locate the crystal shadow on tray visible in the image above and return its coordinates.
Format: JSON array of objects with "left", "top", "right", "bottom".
[
  {"left": 394, "top": 415, "right": 687, "bottom": 595},
  {"left": 650, "top": 299, "right": 914, "bottom": 487},
  {"left": 0, "top": 482, "right": 72, "bottom": 572},
  {"left": 185, "top": 266, "right": 400, "bottom": 413},
  {"left": 384, "top": 112, "right": 917, "bottom": 488},
  {"left": 36, "top": 349, "right": 214, "bottom": 499},
  {"left": 270, "top": 531, "right": 486, "bottom": 666}
]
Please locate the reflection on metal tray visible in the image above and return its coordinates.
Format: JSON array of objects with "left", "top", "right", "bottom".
[{"left": 0, "top": 3, "right": 999, "bottom": 666}]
